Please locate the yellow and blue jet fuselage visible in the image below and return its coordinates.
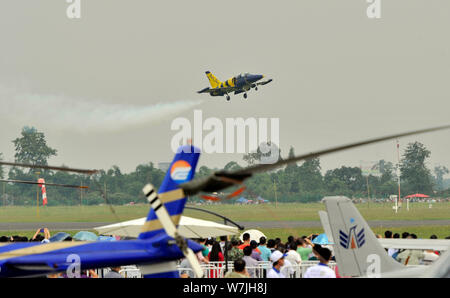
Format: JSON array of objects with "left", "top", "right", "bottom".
[{"left": 197, "top": 71, "right": 272, "bottom": 101}]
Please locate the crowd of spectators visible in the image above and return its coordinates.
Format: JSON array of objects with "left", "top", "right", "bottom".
[
  {"left": 183, "top": 230, "right": 450, "bottom": 279},
  {"left": 186, "top": 233, "right": 336, "bottom": 278},
  {"left": 2, "top": 228, "right": 448, "bottom": 278},
  {"left": 0, "top": 228, "right": 52, "bottom": 243}
]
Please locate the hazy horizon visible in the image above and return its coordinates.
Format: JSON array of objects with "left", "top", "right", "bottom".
[{"left": 1, "top": 1, "right": 449, "bottom": 176}]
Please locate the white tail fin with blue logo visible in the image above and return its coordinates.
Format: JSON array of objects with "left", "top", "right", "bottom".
[{"left": 323, "top": 196, "right": 404, "bottom": 277}]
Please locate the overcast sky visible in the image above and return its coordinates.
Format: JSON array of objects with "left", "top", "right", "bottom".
[{"left": 1, "top": 0, "right": 449, "bottom": 176}]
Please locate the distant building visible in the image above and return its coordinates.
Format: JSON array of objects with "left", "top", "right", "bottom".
[{"left": 158, "top": 162, "right": 171, "bottom": 172}]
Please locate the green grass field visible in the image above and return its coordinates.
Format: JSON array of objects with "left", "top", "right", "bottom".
[
  {"left": 260, "top": 225, "right": 450, "bottom": 241},
  {"left": 0, "top": 202, "right": 448, "bottom": 240},
  {"left": 1, "top": 202, "right": 448, "bottom": 223},
  {"left": 184, "top": 202, "right": 450, "bottom": 222}
]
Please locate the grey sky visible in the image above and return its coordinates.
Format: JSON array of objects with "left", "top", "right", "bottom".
[{"left": 0, "top": 0, "right": 449, "bottom": 175}]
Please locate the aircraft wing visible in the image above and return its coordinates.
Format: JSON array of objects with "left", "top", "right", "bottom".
[
  {"left": 421, "top": 249, "right": 450, "bottom": 278},
  {"left": 197, "top": 86, "right": 236, "bottom": 94},
  {"left": 256, "top": 78, "right": 273, "bottom": 86},
  {"left": 380, "top": 249, "right": 450, "bottom": 278},
  {"left": 378, "top": 239, "right": 450, "bottom": 251},
  {"left": 320, "top": 210, "right": 450, "bottom": 251},
  {"left": 0, "top": 237, "right": 203, "bottom": 278}
]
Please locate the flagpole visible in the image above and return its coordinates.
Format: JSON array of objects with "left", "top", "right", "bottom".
[{"left": 35, "top": 171, "right": 40, "bottom": 218}]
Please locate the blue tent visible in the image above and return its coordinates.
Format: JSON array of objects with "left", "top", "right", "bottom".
[
  {"left": 73, "top": 231, "right": 98, "bottom": 241},
  {"left": 236, "top": 197, "right": 249, "bottom": 203},
  {"left": 256, "top": 196, "right": 269, "bottom": 203},
  {"left": 312, "top": 233, "right": 333, "bottom": 245},
  {"left": 49, "top": 232, "right": 72, "bottom": 242}
]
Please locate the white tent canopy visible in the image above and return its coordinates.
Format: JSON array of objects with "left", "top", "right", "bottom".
[
  {"left": 239, "top": 229, "right": 266, "bottom": 242},
  {"left": 94, "top": 216, "right": 239, "bottom": 239}
]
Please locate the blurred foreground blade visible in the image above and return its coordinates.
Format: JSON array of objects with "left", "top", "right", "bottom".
[
  {"left": 180, "top": 124, "right": 450, "bottom": 195},
  {"left": 0, "top": 161, "right": 98, "bottom": 175},
  {"left": 0, "top": 179, "right": 89, "bottom": 189}
]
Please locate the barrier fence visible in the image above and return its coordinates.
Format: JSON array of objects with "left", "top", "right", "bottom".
[
  {"left": 194, "top": 261, "right": 337, "bottom": 278},
  {"left": 96, "top": 260, "right": 431, "bottom": 278},
  {"left": 102, "top": 261, "right": 338, "bottom": 278}
]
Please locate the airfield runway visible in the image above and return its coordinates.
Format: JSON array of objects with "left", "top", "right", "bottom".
[{"left": 1, "top": 220, "right": 449, "bottom": 231}]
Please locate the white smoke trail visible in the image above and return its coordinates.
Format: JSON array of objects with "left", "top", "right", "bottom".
[{"left": 0, "top": 85, "right": 203, "bottom": 133}]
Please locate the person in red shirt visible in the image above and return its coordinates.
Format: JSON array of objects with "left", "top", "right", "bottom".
[
  {"left": 238, "top": 233, "right": 251, "bottom": 250},
  {"left": 207, "top": 241, "right": 224, "bottom": 278}
]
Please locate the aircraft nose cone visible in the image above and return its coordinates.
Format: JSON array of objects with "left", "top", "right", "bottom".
[{"left": 249, "top": 74, "right": 264, "bottom": 82}]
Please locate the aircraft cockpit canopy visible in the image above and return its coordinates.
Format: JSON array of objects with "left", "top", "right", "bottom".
[{"left": 236, "top": 73, "right": 250, "bottom": 80}]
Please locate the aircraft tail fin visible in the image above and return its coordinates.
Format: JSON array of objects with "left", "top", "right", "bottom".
[
  {"left": 205, "top": 71, "right": 221, "bottom": 88},
  {"left": 318, "top": 210, "right": 334, "bottom": 244},
  {"left": 138, "top": 145, "right": 200, "bottom": 240},
  {"left": 323, "top": 196, "right": 404, "bottom": 277}
]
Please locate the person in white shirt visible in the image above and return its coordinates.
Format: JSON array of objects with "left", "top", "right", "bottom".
[
  {"left": 284, "top": 242, "right": 301, "bottom": 277},
  {"left": 285, "top": 242, "right": 302, "bottom": 265},
  {"left": 267, "top": 250, "right": 286, "bottom": 278},
  {"left": 281, "top": 257, "right": 295, "bottom": 277},
  {"left": 304, "top": 245, "right": 336, "bottom": 278},
  {"left": 388, "top": 248, "right": 399, "bottom": 257},
  {"left": 384, "top": 230, "right": 398, "bottom": 258}
]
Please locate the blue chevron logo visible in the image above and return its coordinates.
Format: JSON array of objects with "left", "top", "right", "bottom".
[{"left": 339, "top": 225, "right": 365, "bottom": 249}]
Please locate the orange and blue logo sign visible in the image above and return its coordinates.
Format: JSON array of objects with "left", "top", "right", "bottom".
[
  {"left": 170, "top": 160, "right": 192, "bottom": 183},
  {"left": 339, "top": 221, "right": 365, "bottom": 249}
]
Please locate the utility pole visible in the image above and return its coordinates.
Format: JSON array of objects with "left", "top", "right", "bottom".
[
  {"left": 2, "top": 182, "right": 5, "bottom": 206},
  {"left": 366, "top": 175, "right": 370, "bottom": 208},
  {"left": 80, "top": 178, "right": 83, "bottom": 206},
  {"left": 360, "top": 161, "right": 371, "bottom": 208},
  {"left": 104, "top": 181, "right": 107, "bottom": 204},
  {"left": 396, "top": 139, "right": 401, "bottom": 212},
  {"left": 273, "top": 180, "right": 278, "bottom": 208}
]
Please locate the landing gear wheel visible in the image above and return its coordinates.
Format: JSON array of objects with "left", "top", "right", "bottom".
[
  {"left": 255, "top": 87, "right": 258, "bottom": 91},
  {"left": 243, "top": 93, "right": 248, "bottom": 99},
  {"left": 226, "top": 95, "right": 230, "bottom": 101}
]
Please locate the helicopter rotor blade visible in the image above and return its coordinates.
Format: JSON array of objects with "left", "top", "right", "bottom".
[
  {"left": 0, "top": 161, "right": 98, "bottom": 175},
  {"left": 0, "top": 179, "right": 89, "bottom": 189}
]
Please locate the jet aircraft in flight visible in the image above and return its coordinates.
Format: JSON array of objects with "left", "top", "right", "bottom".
[{"left": 197, "top": 71, "right": 273, "bottom": 101}]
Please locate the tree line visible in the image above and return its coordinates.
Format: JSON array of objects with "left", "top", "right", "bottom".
[{"left": 0, "top": 127, "right": 448, "bottom": 206}]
